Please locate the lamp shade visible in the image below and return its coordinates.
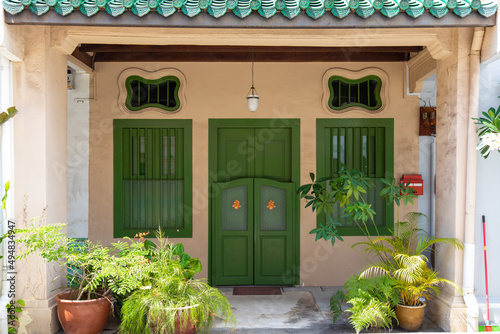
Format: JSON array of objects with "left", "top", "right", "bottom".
[{"left": 247, "top": 94, "right": 259, "bottom": 112}]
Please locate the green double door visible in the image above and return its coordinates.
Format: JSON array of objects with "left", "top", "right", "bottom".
[
  {"left": 209, "top": 120, "right": 299, "bottom": 286},
  {"left": 213, "top": 178, "right": 294, "bottom": 285}
]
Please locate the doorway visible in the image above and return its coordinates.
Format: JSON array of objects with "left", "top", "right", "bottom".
[{"left": 209, "top": 119, "right": 300, "bottom": 286}]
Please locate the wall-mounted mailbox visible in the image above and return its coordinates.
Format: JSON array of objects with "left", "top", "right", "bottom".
[{"left": 400, "top": 174, "right": 423, "bottom": 196}]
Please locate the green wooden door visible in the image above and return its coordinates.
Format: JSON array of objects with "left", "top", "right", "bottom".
[
  {"left": 213, "top": 178, "right": 254, "bottom": 285},
  {"left": 210, "top": 119, "right": 300, "bottom": 286},
  {"left": 254, "top": 178, "right": 294, "bottom": 285},
  {"left": 212, "top": 178, "right": 294, "bottom": 285}
]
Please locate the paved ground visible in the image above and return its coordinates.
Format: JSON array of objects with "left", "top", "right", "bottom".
[{"left": 210, "top": 286, "right": 444, "bottom": 333}]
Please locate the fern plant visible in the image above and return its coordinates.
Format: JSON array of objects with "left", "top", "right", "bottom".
[
  {"left": 118, "top": 230, "right": 235, "bottom": 333},
  {"left": 347, "top": 294, "right": 396, "bottom": 334},
  {"left": 331, "top": 275, "right": 399, "bottom": 333}
]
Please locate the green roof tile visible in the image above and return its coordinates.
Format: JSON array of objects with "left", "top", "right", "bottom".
[{"left": 2, "top": 0, "right": 497, "bottom": 19}]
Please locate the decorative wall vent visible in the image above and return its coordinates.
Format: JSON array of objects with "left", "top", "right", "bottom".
[
  {"left": 118, "top": 68, "right": 186, "bottom": 114},
  {"left": 126, "top": 76, "right": 180, "bottom": 112},
  {"left": 328, "top": 75, "right": 382, "bottom": 111},
  {"left": 322, "top": 68, "right": 389, "bottom": 114}
]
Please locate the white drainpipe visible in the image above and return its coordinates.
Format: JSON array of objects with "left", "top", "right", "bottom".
[
  {"left": 430, "top": 137, "right": 436, "bottom": 240},
  {"left": 463, "top": 27, "right": 485, "bottom": 333}
]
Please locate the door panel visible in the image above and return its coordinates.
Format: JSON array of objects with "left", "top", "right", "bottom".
[
  {"left": 222, "top": 237, "right": 249, "bottom": 276},
  {"left": 217, "top": 129, "right": 254, "bottom": 181},
  {"left": 254, "top": 178, "right": 294, "bottom": 285},
  {"left": 216, "top": 127, "right": 292, "bottom": 182},
  {"left": 213, "top": 179, "right": 254, "bottom": 285},
  {"left": 254, "top": 128, "right": 291, "bottom": 182},
  {"left": 259, "top": 236, "right": 287, "bottom": 276}
]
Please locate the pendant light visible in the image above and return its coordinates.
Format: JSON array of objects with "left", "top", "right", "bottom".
[{"left": 247, "top": 46, "right": 259, "bottom": 112}]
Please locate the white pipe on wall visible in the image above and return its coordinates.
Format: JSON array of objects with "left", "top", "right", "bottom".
[
  {"left": 463, "top": 27, "right": 485, "bottom": 333},
  {"left": 430, "top": 137, "right": 436, "bottom": 239}
]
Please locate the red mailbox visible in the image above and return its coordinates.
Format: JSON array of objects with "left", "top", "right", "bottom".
[{"left": 400, "top": 174, "right": 424, "bottom": 196}]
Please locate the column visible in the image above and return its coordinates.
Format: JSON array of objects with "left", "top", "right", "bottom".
[{"left": 12, "top": 26, "right": 67, "bottom": 334}]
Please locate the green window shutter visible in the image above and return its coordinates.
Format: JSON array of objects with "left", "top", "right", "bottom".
[
  {"left": 114, "top": 119, "right": 192, "bottom": 238},
  {"left": 328, "top": 75, "right": 382, "bottom": 111},
  {"left": 125, "top": 76, "right": 181, "bottom": 112},
  {"left": 316, "top": 118, "right": 394, "bottom": 236}
]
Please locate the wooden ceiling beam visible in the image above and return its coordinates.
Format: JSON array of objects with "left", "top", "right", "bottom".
[
  {"left": 93, "top": 51, "right": 408, "bottom": 62},
  {"left": 80, "top": 44, "right": 423, "bottom": 54},
  {"left": 71, "top": 48, "right": 94, "bottom": 70}
]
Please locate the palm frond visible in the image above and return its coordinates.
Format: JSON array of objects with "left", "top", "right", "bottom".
[
  {"left": 360, "top": 265, "right": 391, "bottom": 278},
  {"left": 415, "top": 236, "right": 464, "bottom": 255}
]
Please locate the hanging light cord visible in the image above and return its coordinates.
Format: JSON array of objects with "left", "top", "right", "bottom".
[{"left": 251, "top": 46, "right": 255, "bottom": 89}]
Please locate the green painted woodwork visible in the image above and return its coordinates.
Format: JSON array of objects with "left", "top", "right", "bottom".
[
  {"left": 254, "top": 178, "right": 294, "bottom": 285},
  {"left": 113, "top": 119, "right": 192, "bottom": 238},
  {"left": 328, "top": 75, "right": 382, "bottom": 111},
  {"left": 125, "top": 75, "right": 180, "bottom": 112},
  {"left": 213, "top": 179, "right": 254, "bottom": 285},
  {"left": 316, "top": 118, "right": 394, "bottom": 236},
  {"left": 212, "top": 178, "right": 294, "bottom": 285},
  {"left": 209, "top": 119, "right": 300, "bottom": 286},
  {"left": 215, "top": 126, "right": 292, "bottom": 182}
]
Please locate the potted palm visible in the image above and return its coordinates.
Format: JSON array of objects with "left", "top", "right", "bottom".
[
  {"left": 299, "top": 168, "right": 463, "bottom": 332},
  {"left": 117, "top": 230, "right": 235, "bottom": 334},
  {"left": 358, "top": 213, "right": 463, "bottom": 331}
]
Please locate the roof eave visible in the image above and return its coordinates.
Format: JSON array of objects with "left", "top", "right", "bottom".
[{"left": 4, "top": 9, "right": 496, "bottom": 28}]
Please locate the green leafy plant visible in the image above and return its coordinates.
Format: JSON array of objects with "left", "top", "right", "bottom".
[
  {"left": 118, "top": 230, "right": 235, "bottom": 334},
  {"left": 299, "top": 168, "right": 462, "bottom": 331},
  {"left": 0, "top": 107, "right": 17, "bottom": 126},
  {"left": 298, "top": 168, "right": 416, "bottom": 247},
  {"left": 1, "top": 182, "right": 25, "bottom": 334},
  {"left": 6, "top": 300, "right": 25, "bottom": 334},
  {"left": 358, "top": 213, "right": 463, "bottom": 307},
  {"left": 16, "top": 224, "right": 235, "bottom": 332},
  {"left": 16, "top": 223, "right": 117, "bottom": 300},
  {"left": 0, "top": 182, "right": 12, "bottom": 260},
  {"left": 474, "top": 105, "right": 500, "bottom": 158},
  {"left": 331, "top": 275, "right": 399, "bottom": 334}
]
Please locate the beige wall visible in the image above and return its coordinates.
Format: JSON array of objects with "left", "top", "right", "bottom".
[{"left": 89, "top": 61, "right": 419, "bottom": 285}]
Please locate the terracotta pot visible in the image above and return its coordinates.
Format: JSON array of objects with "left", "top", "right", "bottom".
[
  {"left": 395, "top": 303, "right": 426, "bottom": 331},
  {"left": 55, "top": 291, "right": 111, "bottom": 334},
  {"left": 149, "top": 305, "right": 198, "bottom": 334},
  {"left": 173, "top": 313, "right": 197, "bottom": 334}
]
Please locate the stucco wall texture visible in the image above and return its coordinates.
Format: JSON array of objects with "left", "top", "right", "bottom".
[{"left": 89, "top": 61, "right": 419, "bottom": 286}]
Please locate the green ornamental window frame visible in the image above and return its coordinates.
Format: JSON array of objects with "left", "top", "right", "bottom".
[
  {"left": 316, "top": 118, "right": 394, "bottom": 236},
  {"left": 125, "top": 75, "right": 181, "bottom": 113},
  {"left": 328, "top": 75, "right": 382, "bottom": 111}
]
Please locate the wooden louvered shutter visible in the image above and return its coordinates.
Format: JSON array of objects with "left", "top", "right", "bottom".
[
  {"left": 114, "top": 120, "right": 192, "bottom": 238},
  {"left": 317, "top": 118, "right": 394, "bottom": 235}
]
